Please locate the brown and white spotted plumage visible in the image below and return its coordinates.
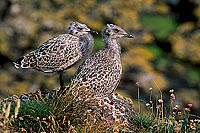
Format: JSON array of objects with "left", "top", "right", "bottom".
[
  {"left": 13, "top": 22, "right": 96, "bottom": 90},
  {"left": 71, "top": 24, "right": 133, "bottom": 97}
]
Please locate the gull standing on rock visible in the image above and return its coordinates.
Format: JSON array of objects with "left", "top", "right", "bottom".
[
  {"left": 13, "top": 22, "right": 97, "bottom": 91},
  {"left": 71, "top": 24, "right": 133, "bottom": 97}
]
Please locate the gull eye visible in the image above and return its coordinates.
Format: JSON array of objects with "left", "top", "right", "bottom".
[
  {"left": 77, "top": 27, "right": 83, "bottom": 31},
  {"left": 114, "top": 29, "right": 120, "bottom": 33}
]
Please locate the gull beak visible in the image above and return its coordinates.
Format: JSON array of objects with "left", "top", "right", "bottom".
[
  {"left": 123, "top": 33, "right": 134, "bottom": 38},
  {"left": 89, "top": 30, "right": 98, "bottom": 34}
]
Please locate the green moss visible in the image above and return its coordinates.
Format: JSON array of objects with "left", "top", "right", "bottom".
[
  {"left": 140, "top": 14, "right": 177, "bottom": 39},
  {"left": 187, "top": 68, "right": 200, "bottom": 84},
  {"left": 146, "top": 44, "right": 164, "bottom": 57}
]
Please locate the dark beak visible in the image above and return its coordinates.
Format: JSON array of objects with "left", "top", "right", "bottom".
[
  {"left": 89, "top": 30, "right": 98, "bottom": 34},
  {"left": 123, "top": 33, "right": 134, "bottom": 38}
]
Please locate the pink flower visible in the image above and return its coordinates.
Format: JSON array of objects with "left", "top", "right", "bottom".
[
  {"left": 173, "top": 106, "right": 178, "bottom": 111},
  {"left": 184, "top": 108, "right": 190, "bottom": 112},
  {"left": 175, "top": 105, "right": 180, "bottom": 109},
  {"left": 173, "top": 105, "right": 180, "bottom": 111},
  {"left": 158, "top": 99, "right": 163, "bottom": 103},
  {"left": 188, "top": 104, "right": 192, "bottom": 107},
  {"left": 170, "top": 93, "right": 175, "bottom": 101},
  {"left": 169, "top": 89, "right": 174, "bottom": 93}
]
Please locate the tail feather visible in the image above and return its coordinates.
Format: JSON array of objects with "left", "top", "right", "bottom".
[{"left": 13, "top": 56, "right": 25, "bottom": 68}]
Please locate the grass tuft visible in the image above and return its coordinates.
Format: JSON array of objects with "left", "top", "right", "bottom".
[
  {"left": 0, "top": 82, "right": 199, "bottom": 132},
  {"left": 0, "top": 83, "right": 136, "bottom": 132},
  {"left": 131, "top": 85, "right": 200, "bottom": 133}
]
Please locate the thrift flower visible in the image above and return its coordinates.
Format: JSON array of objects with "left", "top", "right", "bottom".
[
  {"left": 175, "top": 105, "right": 180, "bottom": 109},
  {"left": 188, "top": 103, "right": 192, "bottom": 107},
  {"left": 184, "top": 108, "right": 190, "bottom": 112},
  {"left": 169, "top": 89, "right": 174, "bottom": 93},
  {"left": 136, "top": 82, "right": 140, "bottom": 86},
  {"left": 174, "top": 126, "right": 180, "bottom": 133},
  {"left": 178, "top": 111, "right": 182, "bottom": 115},
  {"left": 158, "top": 99, "right": 163, "bottom": 103},
  {"left": 170, "top": 93, "right": 176, "bottom": 101},
  {"left": 146, "top": 103, "right": 150, "bottom": 107},
  {"left": 173, "top": 105, "right": 180, "bottom": 110}
]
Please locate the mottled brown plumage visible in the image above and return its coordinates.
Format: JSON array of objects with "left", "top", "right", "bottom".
[
  {"left": 14, "top": 22, "right": 96, "bottom": 90},
  {"left": 71, "top": 24, "right": 133, "bottom": 97}
]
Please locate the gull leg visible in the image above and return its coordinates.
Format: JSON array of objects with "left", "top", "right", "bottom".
[{"left": 59, "top": 71, "right": 65, "bottom": 91}]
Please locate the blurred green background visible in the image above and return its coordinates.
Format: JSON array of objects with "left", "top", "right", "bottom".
[{"left": 0, "top": 0, "right": 199, "bottom": 115}]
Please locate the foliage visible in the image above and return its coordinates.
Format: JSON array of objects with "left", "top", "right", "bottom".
[
  {"left": 132, "top": 113, "right": 156, "bottom": 129},
  {"left": 130, "top": 86, "right": 200, "bottom": 133},
  {"left": 140, "top": 14, "right": 177, "bottom": 39},
  {"left": 169, "top": 22, "right": 200, "bottom": 64},
  {"left": 1, "top": 84, "right": 199, "bottom": 132},
  {"left": 0, "top": 84, "right": 135, "bottom": 132},
  {"left": 0, "top": 0, "right": 200, "bottom": 119}
]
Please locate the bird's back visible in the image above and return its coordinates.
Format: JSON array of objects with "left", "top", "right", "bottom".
[
  {"left": 71, "top": 48, "right": 122, "bottom": 96},
  {"left": 14, "top": 34, "right": 82, "bottom": 73}
]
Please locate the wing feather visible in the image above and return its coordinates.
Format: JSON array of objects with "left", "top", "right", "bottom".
[{"left": 14, "top": 34, "right": 82, "bottom": 73}]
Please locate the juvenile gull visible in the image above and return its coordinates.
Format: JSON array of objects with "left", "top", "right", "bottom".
[
  {"left": 71, "top": 24, "right": 133, "bottom": 97},
  {"left": 13, "top": 22, "right": 97, "bottom": 91}
]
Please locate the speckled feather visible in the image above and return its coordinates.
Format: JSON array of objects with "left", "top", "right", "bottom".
[
  {"left": 14, "top": 22, "right": 94, "bottom": 73},
  {"left": 71, "top": 24, "right": 133, "bottom": 97}
]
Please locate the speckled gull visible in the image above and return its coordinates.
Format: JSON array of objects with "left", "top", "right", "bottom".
[
  {"left": 13, "top": 22, "right": 97, "bottom": 91},
  {"left": 71, "top": 24, "right": 133, "bottom": 97}
]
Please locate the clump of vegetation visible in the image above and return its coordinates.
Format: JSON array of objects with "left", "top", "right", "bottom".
[
  {"left": 0, "top": 84, "right": 135, "bottom": 132},
  {"left": 140, "top": 14, "right": 177, "bottom": 39},
  {"left": 0, "top": 83, "right": 199, "bottom": 132},
  {"left": 131, "top": 83, "right": 200, "bottom": 133}
]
